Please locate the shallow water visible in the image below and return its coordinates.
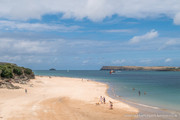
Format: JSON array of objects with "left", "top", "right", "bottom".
[{"left": 33, "top": 70, "right": 180, "bottom": 111}]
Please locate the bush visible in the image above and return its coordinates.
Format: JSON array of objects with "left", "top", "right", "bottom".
[
  {"left": 0, "top": 69, "right": 2, "bottom": 76},
  {"left": 1, "top": 66, "right": 13, "bottom": 78},
  {"left": 24, "top": 68, "right": 32, "bottom": 75},
  {"left": 0, "top": 63, "right": 34, "bottom": 78},
  {"left": 13, "top": 67, "right": 23, "bottom": 75}
]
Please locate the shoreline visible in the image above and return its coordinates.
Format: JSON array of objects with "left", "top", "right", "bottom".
[
  {"left": 35, "top": 75, "right": 180, "bottom": 120},
  {"left": 35, "top": 71, "right": 180, "bottom": 112},
  {"left": 107, "top": 84, "right": 180, "bottom": 120},
  {"left": 0, "top": 76, "right": 138, "bottom": 120},
  {"left": 43, "top": 75, "right": 180, "bottom": 120},
  {"left": 40, "top": 75, "right": 180, "bottom": 112}
]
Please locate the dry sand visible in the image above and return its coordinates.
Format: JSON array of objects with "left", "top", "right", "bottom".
[{"left": 0, "top": 76, "right": 138, "bottom": 120}]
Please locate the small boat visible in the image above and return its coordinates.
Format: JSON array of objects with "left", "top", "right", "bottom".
[{"left": 109, "top": 70, "right": 115, "bottom": 74}]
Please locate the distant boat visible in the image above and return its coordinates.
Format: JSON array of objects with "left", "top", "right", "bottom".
[
  {"left": 67, "top": 70, "right": 69, "bottom": 72},
  {"left": 109, "top": 70, "right": 115, "bottom": 74},
  {"left": 49, "top": 68, "right": 56, "bottom": 71}
]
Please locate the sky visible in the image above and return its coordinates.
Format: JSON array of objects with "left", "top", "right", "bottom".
[{"left": 0, "top": 0, "right": 180, "bottom": 70}]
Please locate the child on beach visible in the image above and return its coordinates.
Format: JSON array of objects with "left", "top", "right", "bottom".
[
  {"left": 25, "top": 89, "right": 27, "bottom": 94},
  {"left": 109, "top": 101, "right": 113, "bottom": 109}
]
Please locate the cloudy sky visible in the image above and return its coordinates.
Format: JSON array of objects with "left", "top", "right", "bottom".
[{"left": 0, "top": 0, "right": 180, "bottom": 70}]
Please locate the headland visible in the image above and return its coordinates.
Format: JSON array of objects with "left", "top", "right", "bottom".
[{"left": 101, "top": 66, "right": 180, "bottom": 71}]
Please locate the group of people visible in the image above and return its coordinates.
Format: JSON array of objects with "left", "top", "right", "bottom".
[
  {"left": 132, "top": 88, "right": 146, "bottom": 96},
  {"left": 100, "top": 96, "right": 106, "bottom": 104},
  {"left": 81, "top": 78, "right": 89, "bottom": 82},
  {"left": 99, "top": 96, "right": 113, "bottom": 109}
]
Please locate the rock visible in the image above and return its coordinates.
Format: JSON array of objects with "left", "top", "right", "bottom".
[{"left": 0, "top": 81, "right": 20, "bottom": 89}]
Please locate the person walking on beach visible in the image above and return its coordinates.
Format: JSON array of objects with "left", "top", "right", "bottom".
[
  {"left": 100, "top": 96, "right": 103, "bottom": 104},
  {"left": 109, "top": 101, "right": 113, "bottom": 110},
  {"left": 103, "top": 97, "right": 106, "bottom": 104},
  {"left": 25, "top": 88, "right": 27, "bottom": 94},
  {"left": 138, "top": 91, "right": 141, "bottom": 96}
]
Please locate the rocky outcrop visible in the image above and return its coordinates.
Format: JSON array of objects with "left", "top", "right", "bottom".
[
  {"left": 0, "top": 63, "right": 35, "bottom": 89},
  {"left": 100, "top": 66, "right": 180, "bottom": 71},
  {"left": 0, "top": 80, "right": 20, "bottom": 89}
]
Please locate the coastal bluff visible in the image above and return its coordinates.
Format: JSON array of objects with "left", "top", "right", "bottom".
[
  {"left": 100, "top": 66, "right": 180, "bottom": 71},
  {"left": 0, "top": 62, "right": 35, "bottom": 89}
]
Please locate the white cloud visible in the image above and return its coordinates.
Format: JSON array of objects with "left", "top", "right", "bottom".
[
  {"left": 165, "top": 40, "right": 177, "bottom": 45},
  {"left": 174, "top": 13, "right": 180, "bottom": 25},
  {"left": 140, "top": 59, "right": 152, "bottom": 64},
  {"left": 129, "top": 29, "right": 158, "bottom": 44},
  {"left": 0, "top": 38, "right": 58, "bottom": 55},
  {"left": 165, "top": 58, "right": 172, "bottom": 63},
  {"left": 0, "top": 20, "right": 79, "bottom": 32},
  {"left": 0, "top": 37, "right": 63, "bottom": 64},
  {"left": 112, "top": 59, "right": 125, "bottom": 65},
  {"left": 101, "top": 29, "right": 133, "bottom": 33},
  {"left": 0, "top": 0, "right": 180, "bottom": 24},
  {"left": 0, "top": 56, "right": 22, "bottom": 63},
  {"left": 159, "top": 39, "right": 180, "bottom": 50},
  {"left": 82, "top": 60, "right": 89, "bottom": 65},
  {"left": 0, "top": 55, "right": 42, "bottom": 64}
]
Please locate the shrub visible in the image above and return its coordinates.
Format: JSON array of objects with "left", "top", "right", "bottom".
[
  {"left": 0, "top": 63, "right": 34, "bottom": 78},
  {"left": 1, "top": 66, "right": 13, "bottom": 78},
  {"left": 24, "top": 68, "right": 32, "bottom": 75},
  {"left": 0, "top": 69, "right": 2, "bottom": 76},
  {"left": 13, "top": 67, "right": 23, "bottom": 75}
]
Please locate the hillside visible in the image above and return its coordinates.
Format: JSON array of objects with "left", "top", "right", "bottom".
[
  {"left": 0, "top": 62, "right": 35, "bottom": 89},
  {"left": 100, "top": 66, "right": 180, "bottom": 71}
]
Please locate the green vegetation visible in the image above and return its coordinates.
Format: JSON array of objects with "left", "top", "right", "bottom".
[
  {"left": 24, "top": 68, "right": 32, "bottom": 75},
  {"left": 0, "top": 64, "right": 13, "bottom": 78},
  {"left": 13, "top": 67, "right": 23, "bottom": 75},
  {"left": 0, "top": 63, "right": 34, "bottom": 79},
  {"left": 0, "top": 66, "right": 13, "bottom": 78}
]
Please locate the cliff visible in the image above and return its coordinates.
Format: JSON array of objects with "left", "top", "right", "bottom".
[
  {"left": 100, "top": 66, "right": 180, "bottom": 71},
  {"left": 0, "top": 62, "right": 35, "bottom": 89}
]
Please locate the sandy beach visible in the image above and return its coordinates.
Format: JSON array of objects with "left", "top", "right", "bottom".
[{"left": 0, "top": 76, "right": 138, "bottom": 120}]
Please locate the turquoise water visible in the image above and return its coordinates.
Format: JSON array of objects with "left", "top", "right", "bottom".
[{"left": 33, "top": 70, "right": 180, "bottom": 111}]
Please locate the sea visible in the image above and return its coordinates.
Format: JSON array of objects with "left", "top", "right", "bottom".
[{"left": 33, "top": 70, "right": 180, "bottom": 112}]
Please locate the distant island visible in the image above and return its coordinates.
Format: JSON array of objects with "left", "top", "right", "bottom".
[
  {"left": 100, "top": 66, "right": 180, "bottom": 71},
  {"left": 0, "top": 62, "right": 35, "bottom": 89},
  {"left": 49, "top": 68, "right": 56, "bottom": 71}
]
